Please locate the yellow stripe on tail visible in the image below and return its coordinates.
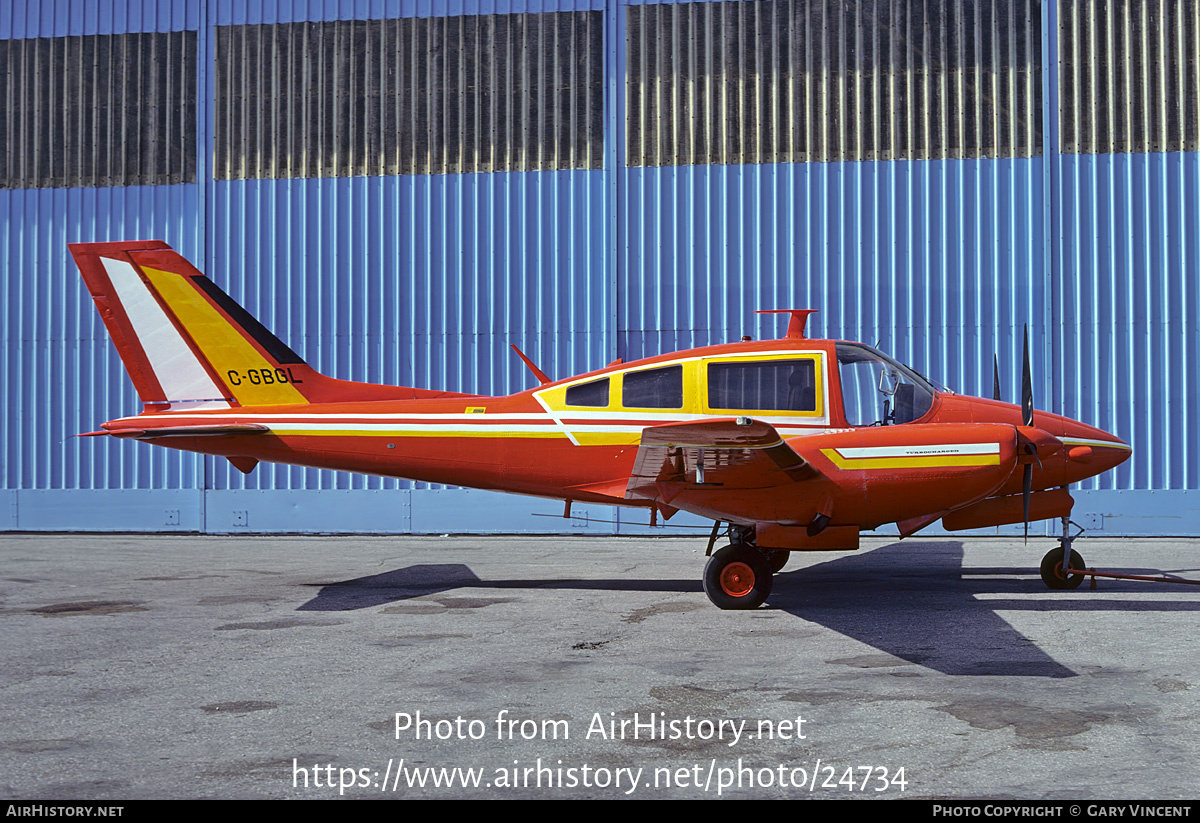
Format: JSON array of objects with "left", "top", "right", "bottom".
[{"left": 141, "top": 266, "right": 306, "bottom": 407}]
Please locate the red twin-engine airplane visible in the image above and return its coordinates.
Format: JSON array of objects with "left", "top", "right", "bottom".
[{"left": 70, "top": 241, "right": 1131, "bottom": 610}]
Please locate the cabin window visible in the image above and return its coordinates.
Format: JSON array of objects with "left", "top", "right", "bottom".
[
  {"left": 708, "top": 360, "right": 817, "bottom": 412},
  {"left": 622, "top": 365, "right": 683, "bottom": 409},
  {"left": 565, "top": 378, "right": 609, "bottom": 407}
]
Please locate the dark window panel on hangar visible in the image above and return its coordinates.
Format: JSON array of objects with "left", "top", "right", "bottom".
[
  {"left": 213, "top": 11, "right": 604, "bottom": 180},
  {"left": 1059, "top": 0, "right": 1200, "bottom": 155},
  {"left": 625, "top": 0, "right": 1044, "bottom": 167},
  {"left": 0, "top": 31, "right": 197, "bottom": 189}
]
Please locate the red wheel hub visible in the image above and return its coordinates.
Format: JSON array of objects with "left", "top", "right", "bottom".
[{"left": 720, "top": 562, "right": 756, "bottom": 597}]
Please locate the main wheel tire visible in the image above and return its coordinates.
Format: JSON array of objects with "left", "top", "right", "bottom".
[
  {"left": 703, "top": 544, "right": 773, "bottom": 610},
  {"left": 1040, "top": 547, "right": 1086, "bottom": 590},
  {"left": 765, "top": 550, "right": 790, "bottom": 574}
]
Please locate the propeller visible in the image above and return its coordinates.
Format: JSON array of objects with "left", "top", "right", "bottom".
[
  {"left": 1022, "top": 450, "right": 1033, "bottom": 541},
  {"left": 1000, "top": 326, "right": 1059, "bottom": 542},
  {"left": 1020, "top": 325, "right": 1036, "bottom": 542},
  {"left": 1021, "top": 325, "right": 1034, "bottom": 428}
]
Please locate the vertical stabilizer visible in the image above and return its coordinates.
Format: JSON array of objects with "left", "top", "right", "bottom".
[{"left": 70, "top": 241, "right": 310, "bottom": 411}]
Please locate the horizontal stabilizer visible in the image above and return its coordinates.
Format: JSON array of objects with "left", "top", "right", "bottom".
[{"left": 106, "top": 423, "right": 271, "bottom": 440}]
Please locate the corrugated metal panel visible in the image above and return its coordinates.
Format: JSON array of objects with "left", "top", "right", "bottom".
[
  {"left": 0, "top": 185, "right": 203, "bottom": 490},
  {"left": 1059, "top": 0, "right": 1200, "bottom": 154},
  {"left": 626, "top": 0, "right": 1043, "bottom": 166},
  {"left": 1054, "top": 150, "right": 1200, "bottom": 492},
  {"left": 1051, "top": 0, "right": 1199, "bottom": 492},
  {"left": 0, "top": 31, "right": 197, "bottom": 188},
  {"left": 0, "top": 0, "right": 201, "bottom": 39},
  {"left": 213, "top": 12, "right": 604, "bottom": 178},
  {"left": 0, "top": 1, "right": 204, "bottom": 497}
]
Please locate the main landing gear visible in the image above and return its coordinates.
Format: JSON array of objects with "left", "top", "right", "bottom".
[
  {"left": 702, "top": 523, "right": 787, "bottom": 610},
  {"left": 703, "top": 544, "right": 773, "bottom": 610}
]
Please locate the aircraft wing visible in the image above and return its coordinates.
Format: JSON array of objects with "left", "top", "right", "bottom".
[{"left": 624, "top": 418, "right": 822, "bottom": 516}]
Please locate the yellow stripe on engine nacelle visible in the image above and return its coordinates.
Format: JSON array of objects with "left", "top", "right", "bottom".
[{"left": 142, "top": 266, "right": 307, "bottom": 407}]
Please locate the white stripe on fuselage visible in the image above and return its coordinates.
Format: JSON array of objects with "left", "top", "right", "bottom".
[
  {"left": 112, "top": 410, "right": 836, "bottom": 437},
  {"left": 1060, "top": 436, "right": 1131, "bottom": 450},
  {"left": 834, "top": 443, "right": 1000, "bottom": 459}
]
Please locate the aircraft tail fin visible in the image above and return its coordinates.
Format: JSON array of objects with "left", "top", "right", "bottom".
[
  {"left": 70, "top": 241, "right": 315, "bottom": 411},
  {"left": 70, "top": 241, "right": 478, "bottom": 412}
]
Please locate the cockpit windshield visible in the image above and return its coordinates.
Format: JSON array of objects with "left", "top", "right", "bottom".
[{"left": 836, "top": 343, "right": 937, "bottom": 426}]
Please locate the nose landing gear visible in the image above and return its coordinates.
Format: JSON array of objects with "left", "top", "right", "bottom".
[
  {"left": 1040, "top": 546, "right": 1086, "bottom": 589},
  {"left": 1036, "top": 516, "right": 1200, "bottom": 589},
  {"left": 1039, "top": 516, "right": 1087, "bottom": 590}
]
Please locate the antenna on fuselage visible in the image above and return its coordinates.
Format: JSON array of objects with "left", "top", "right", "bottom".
[
  {"left": 509, "top": 344, "right": 551, "bottom": 385},
  {"left": 755, "top": 309, "right": 819, "bottom": 340}
]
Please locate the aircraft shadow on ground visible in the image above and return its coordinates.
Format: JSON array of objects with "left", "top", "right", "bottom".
[
  {"left": 297, "top": 565, "right": 696, "bottom": 612},
  {"left": 298, "top": 541, "right": 1200, "bottom": 678}
]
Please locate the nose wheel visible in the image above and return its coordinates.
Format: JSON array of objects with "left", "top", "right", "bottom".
[
  {"left": 1040, "top": 546, "right": 1085, "bottom": 589},
  {"left": 703, "top": 543, "right": 773, "bottom": 610}
]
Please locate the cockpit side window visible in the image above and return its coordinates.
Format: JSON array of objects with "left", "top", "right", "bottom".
[
  {"left": 836, "top": 343, "right": 936, "bottom": 426},
  {"left": 708, "top": 360, "right": 817, "bottom": 412},
  {"left": 622, "top": 365, "right": 683, "bottom": 409},
  {"left": 565, "top": 377, "right": 609, "bottom": 407}
]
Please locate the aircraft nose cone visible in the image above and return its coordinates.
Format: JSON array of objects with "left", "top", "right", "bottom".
[{"left": 1053, "top": 416, "right": 1132, "bottom": 478}]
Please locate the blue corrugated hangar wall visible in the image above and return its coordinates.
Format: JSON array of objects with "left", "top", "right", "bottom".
[{"left": 1, "top": 0, "right": 1197, "bottom": 535}]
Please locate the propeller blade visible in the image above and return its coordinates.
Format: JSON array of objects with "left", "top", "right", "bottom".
[
  {"left": 1023, "top": 463, "right": 1033, "bottom": 544},
  {"left": 1021, "top": 324, "right": 1034, "bottom": 427},
  {"left": 993, "top": 354, "right": 1002, "bottom": 401}
]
